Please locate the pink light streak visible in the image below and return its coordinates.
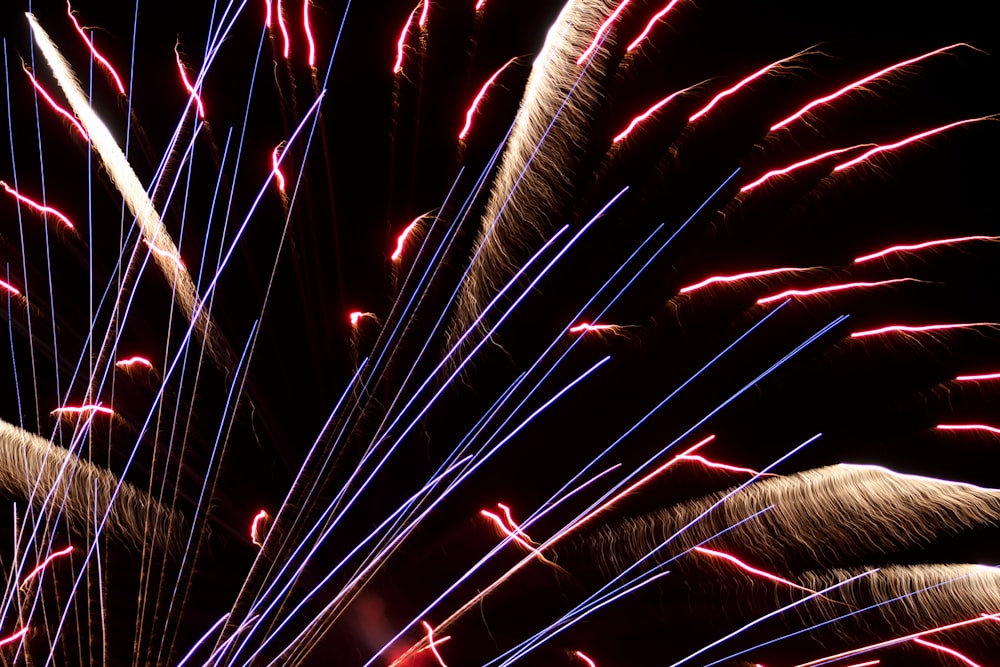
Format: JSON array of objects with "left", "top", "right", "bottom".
[
  {"left": 277, "top": 0, "right": 291, "bottom": 58},
  {"left": 303, "top": 0, "right": 316, "bottom": 66},
  {"left": 393, "top": 6, "right": 419, "bottom": 74},
  {"left": 349, "top": 311, "right": 376, "bottom": 327},
  {"left": 420, "top": 621, "right": 450, "bottom": 667},
  {"left": 689, "top": 56, "right": 789, "bottom": 122},
  {"left": 115, "top": 356, "right": 153, "bottom": 370},
  {"left": 264, "top": 0, "right": 272, "bottom": 27},
  {"left": 51, "top": 404, "right": 115, "bottom": 418},
  {"left": 20, "top": 545, "right": 73, "bottom": 587},
  {"left": 66, "top": 2, "right": 127, "bottom": 95},
  {"left": 692, "top": 546, "right": 808, "bottom": 591},
  {"left": 271, "top": 145, "right": 287, "bottom": 193},
  {"left": 1, "top": 280, "right": 21, "bottom": 297},
  {"left": 569, "top": 322, "right": 617, "bottom": 334},
  {"left": 740, "top": 145, "right": 869, "bottom": 193},
  {"left": 675, "top": 454, "right": 768, "bottom": 477},
  {"left": 937, "top": 423, "right": 1000, "bottom": 436},
  {"left": 756, "top": 278, "right": 915, "bottom": 305},
  {"left": 574, "top": 650, "right": 597, "bottom": 667},
  {"left": 834, "top": 117, "right": 988, "bottom": 172},
  {"left": 851, "top": 322, "right": 998, "bottom": 339},
  {"left": 680, "top": 267, "right": 808, "bottom": 294},
  {"left": 391, "top": 217, "right": 422, "bottom": 262},
  {"left": 626, "top": 0, "right": 681, "bottom": 52},
  {"left": 956, "top": 372, "right": 1000, "bottom": 382},
  {"left": 143, "top": 240, "right": 186, "bottom": 271},
  {"left": 21, "top": 64, "right": 88, "bottom": 141},
  {"left": 1, "top": 180, "right": 76, "bottom": 230},
  {"left": 612, "top": 88, "right": 686, "bottom": 143},
  {"left": 793, "top": 612, "right": 1000, "bottom": 667},
  {"left": 418, "top": 0, "right": 430, "bottom": 28},
  {"left": 480, "top": 503, "right": 537, "bottom": 552},
  {"left": 174, "top": 44, "right": 206, "bottom": 119},
  {"left": 854, "top": 235, "right": 999, "bottom": 263},
  {"left": 913, "top": 638, "right": 985, "bottom": 667},
  {"left": 0, "top": 627, "right": 29, "bottom": 648},
  {"left": 577, "top": 1, "right": 631, "bottom": 66},
  {"left": 770, "top": 44, "right": 968, "bottom": 132},
  {"left": 459, "top": 58, "right": 517, "bottom": 140},
  {"left": 250, "top": 509, "right": 270, "bottom": 546},
  {"left": 475, "top": 0, "right": 487, "bottom": 11}
]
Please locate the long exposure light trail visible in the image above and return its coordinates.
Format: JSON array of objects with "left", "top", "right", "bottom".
[
  {"left": 853, "top": 235, "right": 1000, "bottom": 264},
  {"left": 1, "top": 180, "right": 76, "bottom": 230},
  {"left": 459, "top": 58, "right": 517, "bottom": 141},
  {"left": 66, "top": 1, "right": 127, "bottom": 95},
  {"left": 19, "top": 545, "right": 74, "bottom": 587},
  {"left": 851, "top": 322, "right": 999, "bottom": 338},
  {"left": 912, "top": 638, "right": 984, "bottom": 667},
  {"left": 626, "top": 0, "right": 681, "bottom": 52},
  {"left": 20, "top": 62, "right": 88, "bottom": 140},
  {"left": 834, "top": 117, "right": 989, "bottom": 172},
  {"left": 756, "top": 279, "right": 916, "bottom": 305},
  {"left": 577, "top": 1, "right": 631, "bottom": 65}
]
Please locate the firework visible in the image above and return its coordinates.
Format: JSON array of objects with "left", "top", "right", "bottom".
[{"left": 1, "top": 0, "right": 998, "bottom": 665}]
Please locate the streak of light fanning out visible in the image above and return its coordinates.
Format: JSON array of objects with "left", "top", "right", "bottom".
[
  {"left": 349, "top": 311, "right": 377, "bottom": 327},
  {"left": 675, "top": 454, "right": 769, "bottom": 477},
  {"left": 854, "top": 235, "right": 1000, "bottom": 263},
  {"left": 612, "top": 88, "right": 687, "bottom": 143},
  {"left": 680, "top": 267, "right": 812, "bottom": 294},
  {"left": 689, "top": 55, "right": 793, "bottom": 122},
  {"left": 391, "top": 217, "right": 423, "bottom": 262},
  {"left": 740, "top": 146, "right": 869, "bottom": 193},
  {"left": 568, "top": 322, "right": 618, "bottom": 334},
  {"left": 20, "top": 545, "right": 74, "bottom": 587},
  {"left": 250, "top": 510, "right": 270, "bottom": 547},
  {"left": 459, "top": 58, "right": 518, "bottom": 140},
  {"left": 393, "top": 6, "right": 419, "bottom": 74},
  {"left": 851, "top": 322, "right": 999, "bottom": 338},
  {"left": 115, "top": 356, "right": 154, "bottom": 369},
  {"left": 20, "top": 63, "right": 89, "bottom": 140},
  {"left": 626, "top": 0, "right": 681, "bottom": 52},
  {"left": 577, "top": 1, "right": 631, "bottom": 65},
  {"left": 174, "top": 43, "right": 206, "bottom": 118},
  {"left": 834, "top": 117, "right": 990, "bottom": 172},
  {"left": 691, "top": 546, "right": 809, "bottom": 591},
  {"left": 1, "top": 280, "right": 21, "bottom": 297},
  {"left": 66, "top": 2, "right": 127, "bottom": 95},
  {"left": 50, "top": 404, "right": 116, "bottom": 417},
  {"left": 756, "top": 279, "right": 916, "bottom": 305},
  {"left": 1, "top": 181, "right": 76, "bottom": 230},
  {"left": 912, "top": 638, "right": 984, "bottom": 667}
]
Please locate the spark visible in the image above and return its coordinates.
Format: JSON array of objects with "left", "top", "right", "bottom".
[
  {"left": 675, "top": 454, "right": 768, "bottom": 477},
  {"left": 771, "top": 44, "right": 969, "bottom": 131},
  {"left": 393, "top": 6, "right": 419, "bottom": 74},
  {"left": 174, "top": 42, "right": 206, "bottom": 118},
  {"left": 349, "top": 311, "right": 377, "bottom": 327},
  {"left": 20, "top": 545, "right": 74, "bottom": 587},
  {"left": 420, "top": 621, "right": 450, "bottom": 667},
  {"left": 115, "top": 356, "right": 154, "bottom": 369},
  {"left": 577, "top": 1, "right": 631, "bottom": 65},
  {"left": 0, "top": 627, "right": 29, "bottom": 648},
  {"left": 756, "top": 278, "right": 916, "bottom": 305},
  {"left": 792, "top": 612, "right": 1000, "bottom": 667},
  {"left": 626, "top": 0, "right": 681, "bottom": 52},
  {"left": 250, "top": 509, "right": 270, "bottom": 547},
  {"left": 50, "top": 404, "right": 115, "bottom": 417},
  {"left": 418, "top": 0, "right": 430, "bottom": 28},
  {"left": 144, "top": 239, "right": 186, "bottom": 271},
  {"left": 264, "top": 0, "right": 272, "bottom": 27},
  {"left": 680, "top": 267, "right": 810, "bottom": 294},
  {"left": 853, "top": 235, "right": 1000, "bottom": 263},
  {"left": 851, "top": 322, "right": 999, "bottom": 338},
  {"left": 612, "top": 88, "right": 686, "bottom": 143},
  {"left": 692, "top": 546, "right": 809, "bottom": 591},
  {"left": 303, "top": 0, "right": 316, "bottom": 66},
  {"left": 459, "top": 58, "right": 517, "bottom": 140},
  {"left": 20, "top": 63, "right": 88, "bottom": 140},
  {"left": 956, "top": 372, "right": 1000, "bottom": 382},
  {"left": 937, "top": 423, "right": 1000, "bottom": 436},
  {"left": 740, "top": 146, "right": 869, "bottom": 192},
  {"left": 277, "top": 0, "right": 291, "bottom": 58},
  {"left": 834, "top": 117, "right": 989, "bottom": 172},
  {"left": 391, "top": 216, "right": 423, "bottom": 262},
  {"left": 475, "top": 0, "right": 487, "bottom": 10},
  {"left": 568, "top": 322, "right": 618, "bottom": 334},
  {"left": 689, "top": 55, "right": 792, "bottom": 122},
  {"left": 66, "top": 1, "right": 127, "bottom": 95},
  {"left": 913, "top": 638, "right": 984, "bottom": 667},
  {"left": 0, "top": 180, "right": 76, "bottom": 230},
  {"left": 574, "top": 650, "right": 597, "bottom": 667},
  {"left": 272, "top": 144, "right": 287, "bottom": 193},
  {"left": 0, "top": 280, "right": 21, "bottom": 297}
]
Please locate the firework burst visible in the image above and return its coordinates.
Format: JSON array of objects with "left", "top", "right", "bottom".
[{"left": 0, "top": 0, "right": 998, "bottom": 665}]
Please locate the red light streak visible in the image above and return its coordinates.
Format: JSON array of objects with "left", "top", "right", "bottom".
[
  {"left": 1, "top": 280, "right": 21, "bottom": 297},
  {"left": 1, "top": 180, "right": 76, "bottom": 230},
  {"left": 418, "top": 0, "right": 430, "bottom": 28},
  {"left": 271, "top": 145, "right": 287, "bottom": 193},
  {"left": 692, "top": 546, "right": 808, "bottom": 591},
  {"left": 303, "top": 0, "right": 316, "bottom": 67},
  {"left": 277, "top": 0, "right": 291, "bottom": 58},
  {"left": 577, "top": 1, "right": 631, "bottom": 66},
  {"left": 264, "top": 0, "right": 272, "bottom": 27},
  {"left": 475, "top": 0, "right": 487, "bottom": 10},
  {"left": 626, "top": 0, "right": 681, "bottom": 52},
  {"left": 51, "top": 404, "right": 115, "bottom": 418},
  {"left": 115, "top": 356, "right": 153, "bottom": 370},
  {"left": 675, "top": 454, "right": 767, "bottom": 477},
  {"left": 569, "top": 322, "right": 617, "bottom": 334},
  {"left": 0, "top": 627, "right": 29, "bottom": 648},
  {"left": 21, "top": 64, "right": 88, "bottom": 141},
  {"left": 391, "top": 217, "right": 422, "bottom": 262},
  {"left": 393, "top": 6, "right": 419, "bottom": 74},
  {"left": 250, "top": 509, "right": 270, "bottom": 547},
  {"left": 420, "top": 621, "right": 450, "bottom": 667},
  {"left": 851, "top": 322, "right": 998, "bottom": 338},
  {"left": 913, "top": 638, "right": 984, "bottom": 667},
  {"left": 956, "top": 372, "right": 1000, "bottom": 382},
  {"left": 349, "top": 311, "right": 377, "bottom": 327},
  {"left": 854, "top": 235, "right": 999, "bottom": 263},
  {"left": 770, "top": 44, "right": 967, "bottom": 132},
  {"left": 740, "top": 146, "right": 868, "bottom": 193},
  {"left": 937, "top": 423, "right": 1000, "bottom": 436},
  {"left": 20, "top": 545, "right": 74, "bottom": 587},
  {"left": 612, "top": 88, "right": 686, "bottom": 143},
  {"left": 480, "top": 503, "right": 537, "bottom": 552},
  {"left": 756, "top": 278, "right": 914, "bottom": 305},
  {"left": 174, "top": 44, "right": 206, "bottom": 119},
  {"left": 834, "top": 117, "right": 988, "bottom": 172},
  {"left": 689, "top": 56, "right": 789, "bottom": 122},
  {"left": 680, "top": 267, "right": 808, "bottom": 294},
  {"left": 459, "top": 58, "right": 517, "bottom": 141},
  {"left": 793, "top": 612, "right": 1000, "bottom": 667},
  {"left": 574, "top": 651, "right": 597, "bottom": 667},
  {"left": 66, "top": 2, "right": 127, "bottom": 95}
]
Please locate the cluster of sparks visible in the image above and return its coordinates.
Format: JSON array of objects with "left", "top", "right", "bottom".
[{"left": 0, "top": 0, "right": 997, "bottom": 665}]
